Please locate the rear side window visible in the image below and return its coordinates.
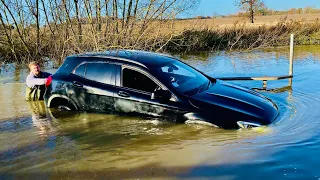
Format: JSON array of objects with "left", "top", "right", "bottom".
[
  {"left": 74, "top": 63, "right": 86, "bottom": 77},
  {"left": 122, "top": 68, "right": 158, "bottom": 93},
  {"left": 85, "top": 63, "right": 117, "bottom": 85}
]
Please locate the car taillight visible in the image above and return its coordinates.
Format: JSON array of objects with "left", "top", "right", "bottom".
[{"left": 45, "top": 76, "right": 52, "bottom": 88}]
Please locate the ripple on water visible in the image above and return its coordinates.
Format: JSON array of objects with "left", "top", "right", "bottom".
[{"left": 2, "top": 46, "right": 320, "bottom": 178}]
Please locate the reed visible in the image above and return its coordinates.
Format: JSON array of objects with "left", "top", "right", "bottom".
[
  {"left": 163, "top": 20, "right": 320, "bottom": 52},
  {"left": 0, "top": 18, "right": 320, "bottom": 65}
]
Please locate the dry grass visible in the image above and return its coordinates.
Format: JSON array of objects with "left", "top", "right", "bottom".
[
  {"left": 163, "top": 18, "right": 320, "bottom": 52},
  {"left": 171, "top": 13, "right": 320, "bottom": 31},
  {"left": 1, "top": 13, "right": 320, "bottom": 64}
]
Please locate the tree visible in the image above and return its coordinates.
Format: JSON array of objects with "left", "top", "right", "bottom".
[
  {"left": 236, "top": 0, "right": 265, "bottom": 23},
  {"left": 0, "top": 0, "right": 200, "bottom": 63}
]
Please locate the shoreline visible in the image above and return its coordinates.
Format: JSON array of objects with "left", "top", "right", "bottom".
[{"left": 1, "top": 20, "right": 320, "bottom": 65}]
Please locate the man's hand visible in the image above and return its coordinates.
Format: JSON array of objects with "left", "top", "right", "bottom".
[{"left": 45, "top": 75, "right": 52, "bottom": 87}]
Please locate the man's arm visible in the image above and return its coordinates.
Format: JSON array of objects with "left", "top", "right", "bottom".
[
  {"left": 26, "top": 74, "right": 46, "bottom": 88},
  {"left": 42, "top": 71, "right": 52, "bottom": 78}
]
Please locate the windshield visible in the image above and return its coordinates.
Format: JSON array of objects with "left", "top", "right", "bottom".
[{"left": 153, "top": 60, "right": 209, "bottom": 96}]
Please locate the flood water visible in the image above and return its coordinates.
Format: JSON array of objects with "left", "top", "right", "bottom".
[{"left": 1, "top": 46, "right": 320, "bottom": 179}]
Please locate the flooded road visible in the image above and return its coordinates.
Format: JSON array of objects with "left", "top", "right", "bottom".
[{"left": 1, "top": 46, "right": 320, "bottom": 179}]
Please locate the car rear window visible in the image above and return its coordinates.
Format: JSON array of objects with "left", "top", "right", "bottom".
[
  {"left": 84, "top": 63, "right": 117, "bottom": 85},
  {"left": 74, "top": 63, "right": 86, "bottom": 77}
]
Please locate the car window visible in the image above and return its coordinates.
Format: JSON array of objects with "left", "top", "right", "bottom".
[
  {"left": 85, "top": 63, "right": 117, "bottom": 85},
  {"left": 74, "top": 63, "right": 86, "bottom": 77},
  {"left": 154, "top": 60, "right": 209, "bottom": 96},
  {"left": 161, "top": 66, "right": 195, "bottom": 78},
  {"left": 122, "top": 68, "right": 157, "bottom": 93}
]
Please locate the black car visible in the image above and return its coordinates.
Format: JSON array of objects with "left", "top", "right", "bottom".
[{"left": 44, "top": 50, "right": 279, "bottom": 129}]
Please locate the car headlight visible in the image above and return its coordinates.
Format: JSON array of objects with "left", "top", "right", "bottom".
[{"left": 237, "top": 121, "right": 262, "bottom": 128}]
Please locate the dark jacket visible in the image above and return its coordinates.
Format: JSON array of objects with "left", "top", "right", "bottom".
[{"left": 25, "top": 71, "right": 51, "bottom": 101}]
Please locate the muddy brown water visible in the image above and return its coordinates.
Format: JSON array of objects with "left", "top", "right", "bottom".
[{"left": 1, "top": 46, "right": 320, "bottom": 179}]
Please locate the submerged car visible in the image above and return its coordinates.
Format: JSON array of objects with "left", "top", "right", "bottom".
[{"left": 44, "top": 50, "right": 278, "bottom": 129}]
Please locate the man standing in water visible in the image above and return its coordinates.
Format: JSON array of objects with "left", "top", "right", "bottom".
[{"left": 26, "top": 61, "right": 51, "bottom": 101}]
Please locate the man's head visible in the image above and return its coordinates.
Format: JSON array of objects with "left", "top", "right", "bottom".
[{"left": 29, "top": 61, "right": 41, "bottom": 76}]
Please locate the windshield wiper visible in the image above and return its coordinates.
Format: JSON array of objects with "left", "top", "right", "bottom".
[
  {"left": 206, "top": 80, "right": 211, "bottom": 90},
  {"left": 197, "top": 80, "right": 210, "bottom": 94}
]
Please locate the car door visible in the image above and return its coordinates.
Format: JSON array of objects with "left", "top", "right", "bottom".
[
  {"left": 113, "top": 65, "right": 187, "bottom": 120},
  {"left": 69, "top": 60, "right": 119, "bottom": 113}
]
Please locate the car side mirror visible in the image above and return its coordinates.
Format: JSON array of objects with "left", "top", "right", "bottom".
[{"left": 151, "top": 89, "right": 171, "bottom": 101}]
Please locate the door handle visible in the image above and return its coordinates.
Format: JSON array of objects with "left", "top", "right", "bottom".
[
  {"left": 118, "top": 91, "right": 130, "bottom": 98},
  {"left": 72, "top": 81, "right": 83, "bottom": 88}
]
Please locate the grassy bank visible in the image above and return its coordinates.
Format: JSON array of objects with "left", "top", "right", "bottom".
[
  {"left": 163, "top": 20, "right": 320, "bottom": 52},
  {"left": 1, "top": 19, "right": 320, "bottom": 65},
  {"left": 1, "top": 0, "right": 320, "bottom": 65}
]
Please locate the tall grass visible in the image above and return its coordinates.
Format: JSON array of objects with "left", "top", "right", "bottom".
[
  {"left": 163, "top": 20, "right": 320, "bottom": 52},
  {"left": 0, "top": 0, "right": 198, "bottom": 65},
  {"left": 1, "top": 19, "right": 320, "bottom": 65}
]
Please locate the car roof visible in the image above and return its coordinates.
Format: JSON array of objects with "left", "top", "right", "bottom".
[{"left": 70, "top": 50, "right": 177, "bottom": 68}]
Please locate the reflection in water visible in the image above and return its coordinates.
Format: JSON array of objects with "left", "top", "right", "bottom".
[
  {"left": 178, "top": 45, "right": 320, "bottom": 63},
  {"left": 1, "top": 46, "right": 320, "bottom": 179},
  {"left": 1, "top": 95, "right": 267, "bottom": 178},
  {"left": 28, "top": 102, "right": 53, "bottom": 139}
]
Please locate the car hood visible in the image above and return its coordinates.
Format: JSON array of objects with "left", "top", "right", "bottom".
[{"left": 190, "top": 80, "right": 278, "bottom": 123}]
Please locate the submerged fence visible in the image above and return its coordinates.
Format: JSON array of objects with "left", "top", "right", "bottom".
[{"left": 217, "top": 34, "right": 295, "bottom": 90}]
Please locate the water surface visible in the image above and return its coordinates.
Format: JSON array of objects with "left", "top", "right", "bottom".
[{"left": 1, "top": 46, "right": 320, "bottom": 179}]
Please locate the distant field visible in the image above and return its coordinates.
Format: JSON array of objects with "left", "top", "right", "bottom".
[
  {"left": 171, "top": 13, "right": 320, "bottom": 31},
  {"left": 2, "top": 12, "right": 320, "bottom": 63}
]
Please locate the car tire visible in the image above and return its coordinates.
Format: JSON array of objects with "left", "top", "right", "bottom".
[
  {"left": 49, "top": 104, "right": 77, "bottom": 119},
  {"left": 49, "top": 99, "right": 77, "bottom": 119},
  {"left": 50, "top": 98, "right": 76, "bottom": 111},
  {"left": 57, "top": 104, "right": 73, "bottom": 111}
]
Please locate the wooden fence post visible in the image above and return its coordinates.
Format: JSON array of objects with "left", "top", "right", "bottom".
[{"left": 289, "top": 34, "right": 294, "bottom": 86}]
